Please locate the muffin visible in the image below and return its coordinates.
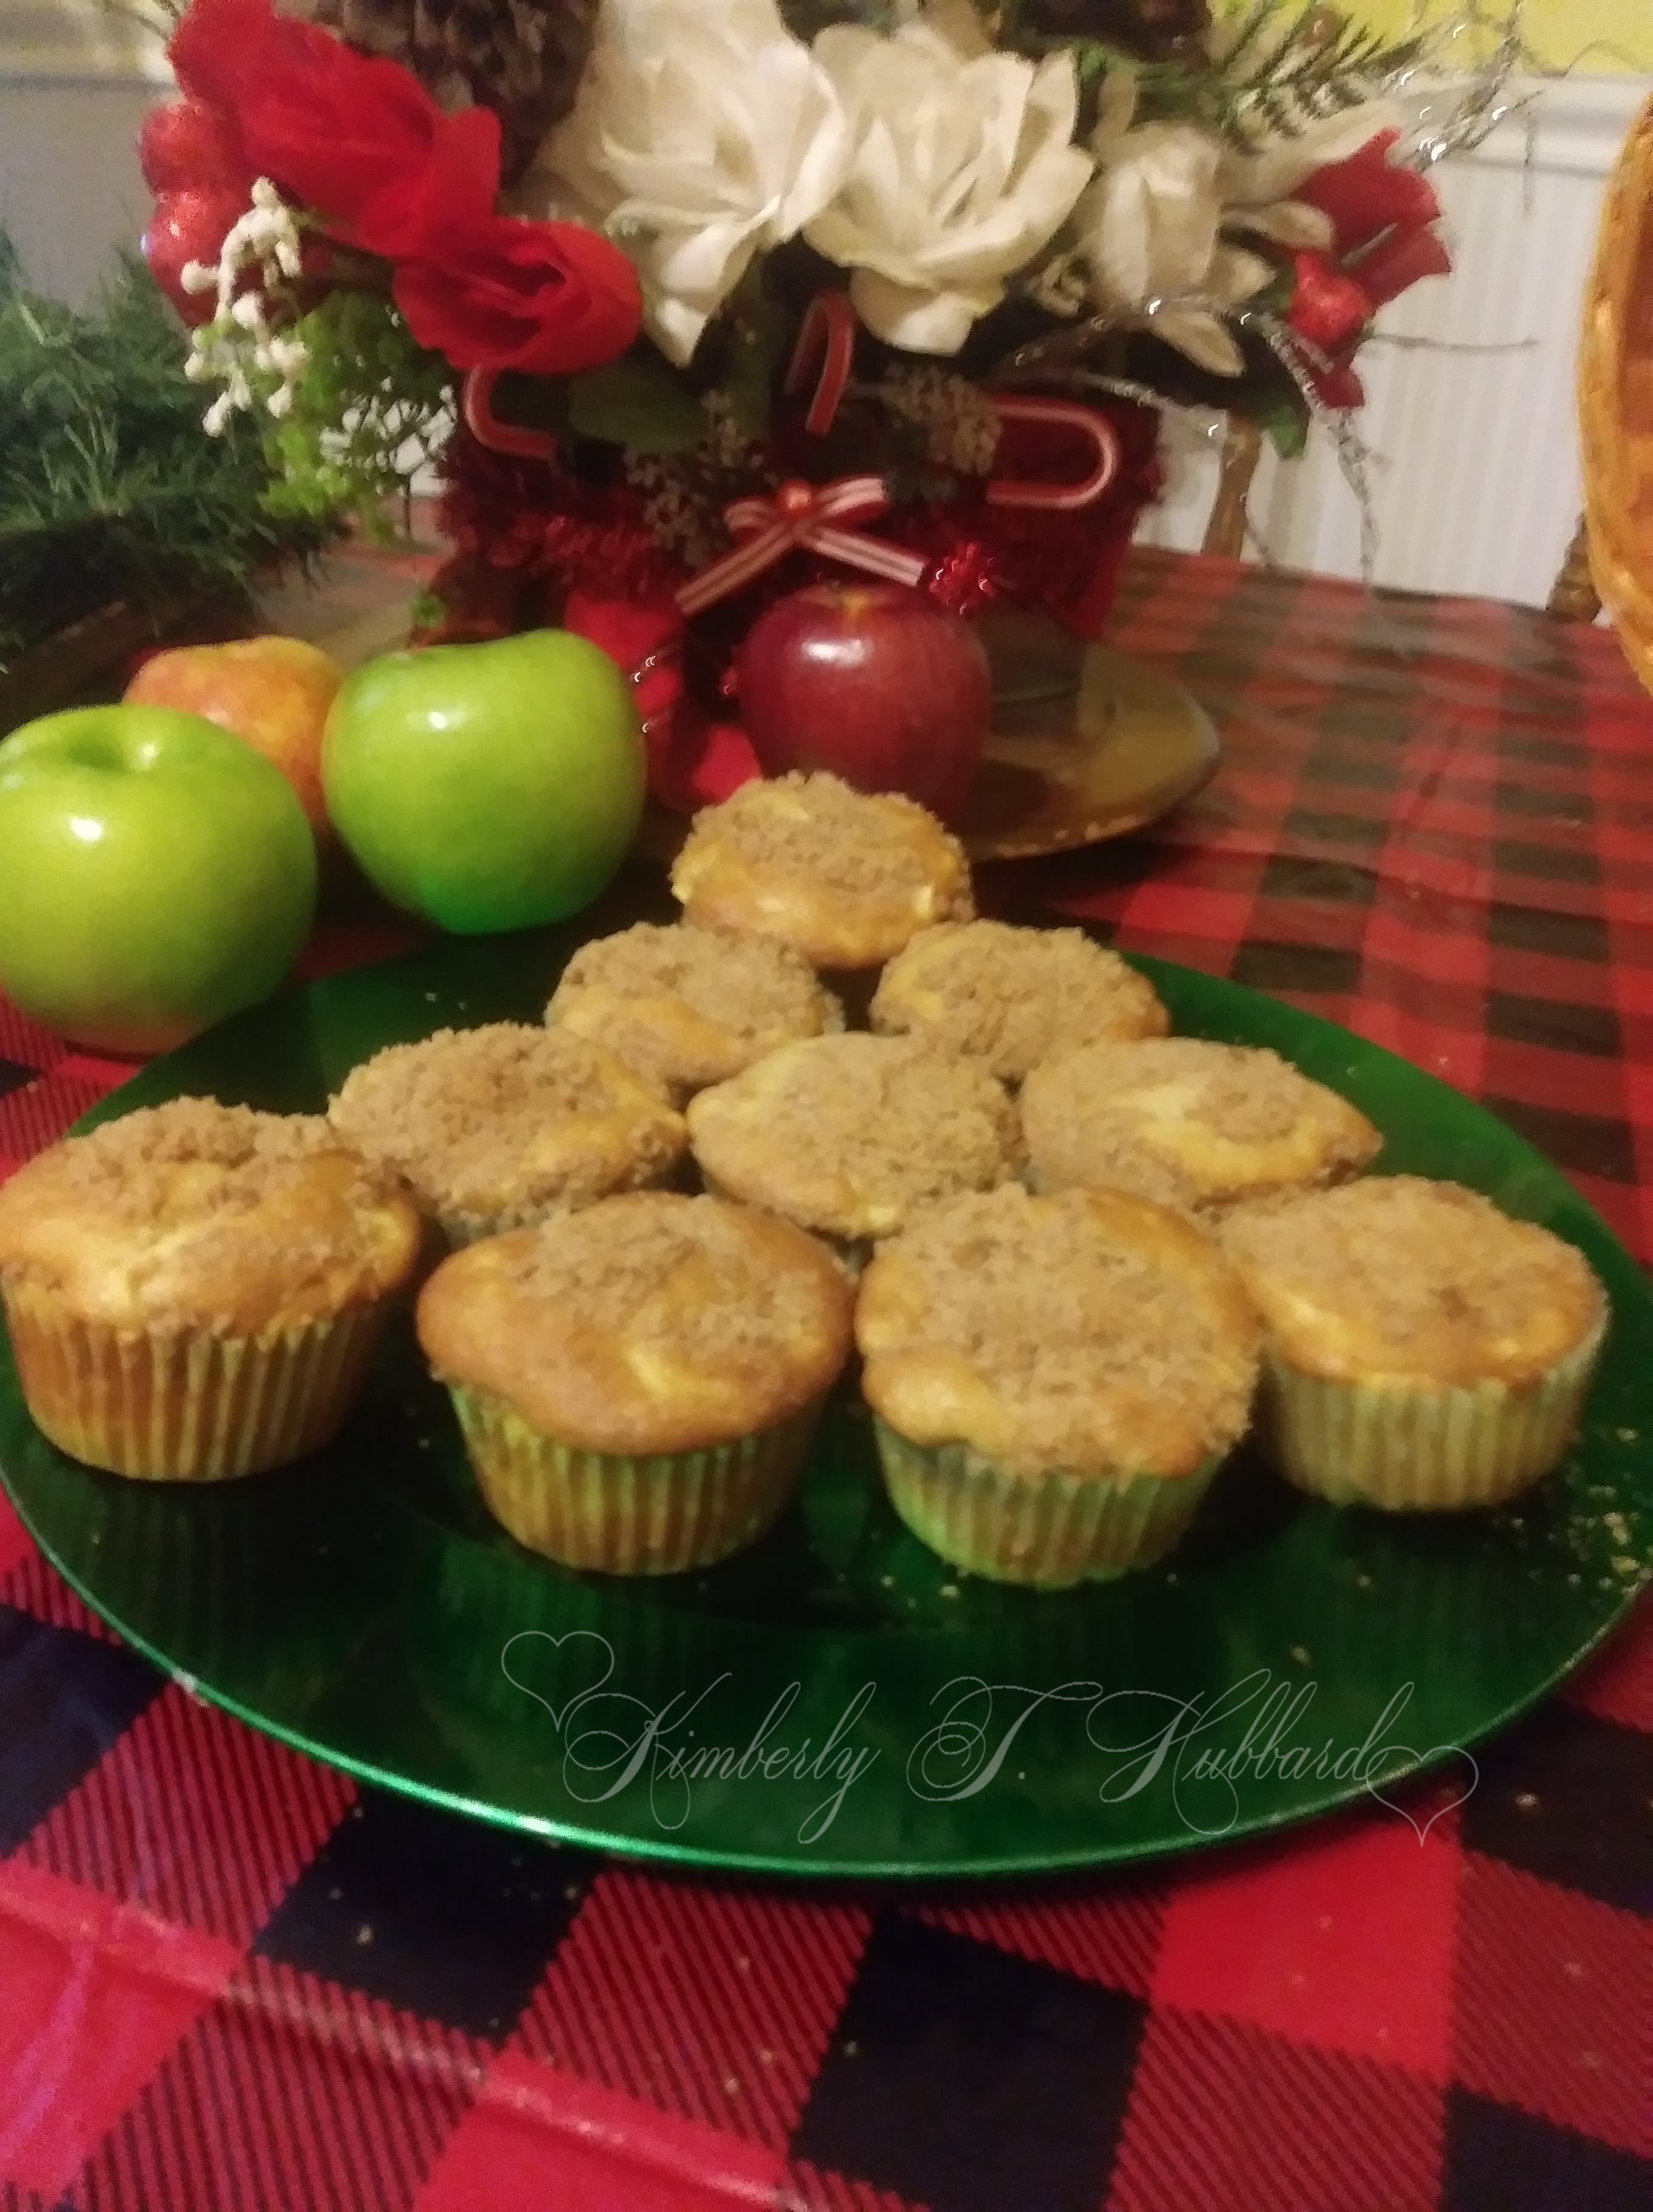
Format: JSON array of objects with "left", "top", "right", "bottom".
[
  {"left": 1021, "top": 1037, "right": 1381, "bottom": 1217},
  {"left": 670, "top": 771, "right": 974, "bottom": 971},
  {"left": 1220, "top": 1176, "right": 1609, "bottom": 1510},
  {"left": 856, "top": 1183, "right": 1260, "bottom": 1586},
  {"left": 545, "top": 921, "right": 843, "bottom": 1099},
  {"left": 417, "top": 1192, "right": 854, "bottom": 1573},
  {"left": 871, "top": 921, "right": 1169, "bottom": 1081},
  {"left": 686, "top": 1032, "right": 1019, "bottom": 1256},
  {"left": 0, "top": 1099, "right": 421, "bottom": 1479},
  {"left": 328, "top": 1022, "right": 686, "bottom": 1245}
]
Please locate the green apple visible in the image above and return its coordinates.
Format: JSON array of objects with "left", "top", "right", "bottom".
[
  {"left": 0, "top": 704, "right": 317, "bottom": 1055},
  {"left": 322, "top": 630, "right": 647, "bottom": 934}
]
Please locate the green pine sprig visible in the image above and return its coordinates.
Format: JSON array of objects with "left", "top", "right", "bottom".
[
  {"left": 1208, "top": 2, "right": 1425, "bottom": 145},
  {"left": 257, "top": 290, "right": 453, "bottom": 538},
  {"left": 0, "top": 238, "right": 335, "bottom": 668}
]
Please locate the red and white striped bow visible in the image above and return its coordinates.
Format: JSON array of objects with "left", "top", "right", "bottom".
[{"left": 674, "top": 475, "right": 928, "bottom": 619}]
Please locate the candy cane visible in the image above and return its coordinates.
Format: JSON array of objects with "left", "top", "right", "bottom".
[
  {"left": 784, "top": 290, "right": 858, "bottom": 438},
  {"left": 985, "top": 395, "right": 1122, "bottom": 511},
  {"left": 461, "top": 366, "right": 557, "bottom": 461}
]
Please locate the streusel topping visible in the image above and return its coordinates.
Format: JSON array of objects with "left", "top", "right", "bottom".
[
  {"left": 687, "top": 1032, "right": 1018, "bottom": 1240},
  {"left": 0, "top": 1097, "right": 420, "bottom": 1330},
  {"left": 329, "top": 1023, "right": 685, "bottom": 1234},
  {"left": 0, "top": 1099, "right": 383, "bottom": 1226},
  {"left": 1022, "top": 1037, "right": 1381, "bottom": 1215},
  {"left": 670, "top": 772, "right": 974, "bottom": 969},
  {"left": 870, "top": 921, "right": 1167, "bottom": 1079},
  {"left": 1220, "top": 1175, "right": 1607, "bottom": 1386},
  {"left": 417, "top": 1192, "right": 853, "bottom": 1452},
  {"left": 857, "top": 1183, "right": 1259, "bottom": 1477},
  {"left": 546, "top": 921, "right": 842, "bottom": 1093}
]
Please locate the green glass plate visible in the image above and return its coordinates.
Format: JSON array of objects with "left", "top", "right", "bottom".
[{"left": 2, "top": 881, "right": 1649, "bottom": 1877}]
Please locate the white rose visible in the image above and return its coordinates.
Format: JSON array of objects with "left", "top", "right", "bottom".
[
  {"left": 522, "top": 0, "right": 853, "bottom": 367},
  {"left": 804, "top": 12, "right": 1095, "bottom": 357},
  {"left": 1074, "top": 121, "right": 1274, "bottom": 376}
]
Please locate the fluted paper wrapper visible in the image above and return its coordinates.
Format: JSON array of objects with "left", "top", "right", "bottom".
[
  {"left": 873, "top": 1420, "right": 1223, "bottom": 1589},
  {"left": 448, "top": 1386, "right": 821, "bottom": 1575},
  {"left": 1260, "top": 1321, "right": 1607, "bottom": 1510},
  {"left": 2, "top": 1279, "right": 391, "bottom": 1480}
]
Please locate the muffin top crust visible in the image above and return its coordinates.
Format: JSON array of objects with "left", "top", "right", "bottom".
[
  {"left": 1021, "top": 1037, "right": 1381, "bottom": 1215},
  {"left": 0, "top": 1097, "right": 420, "bottom": 1331},
  {"left": 686, "top": 1032, "right": 1019, "bottom": 1242},
  {"left": 328, "top": 1022, "right": 685, "bottom": 1239},
  {"left": 670, "top": 772, "right": 974, "bottom": 970},
  {"left": 1219, "top": 1175, "right": 1607, "bottom": 1387},
  {"left": 870, "top": 920, "right": 1168, "bottom": 1079},
  {"left": 856, "top": 1183, "right": 1260, "bottom": 1479},
  {"left": 546, "top": 920, "right": 842, "bottom": 1096},
  {"left": 416, "top": 1192, "right": 853, "bottom": 1453}
]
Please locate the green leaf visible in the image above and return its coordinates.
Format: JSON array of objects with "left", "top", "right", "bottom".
[
  {"left": 723, "top": 293, "right": 790, "bottom": 442},
  {"left": 567, "top": 351, "right": 704, "bottom": 453},
  {"left": 1258, "top": 390, "right": 1310, "bottom": 461}
]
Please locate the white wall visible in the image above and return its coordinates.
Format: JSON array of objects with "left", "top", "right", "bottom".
[
  {"left": 0, "top": 4, "right": 167, "bottom": 303},
  {"left": 1139, "top": 75, "right": 1649, "bottom": 608}
]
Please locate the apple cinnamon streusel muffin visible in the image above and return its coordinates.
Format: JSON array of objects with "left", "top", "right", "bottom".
[
  {"left": 670, "top": 771, "right": 974, "bottom": 971},
  {"left": 870, "top": 920, "right": 1169, "bottom": 1081},
  {"left": 1021, "top": 1037, "right": 1381, "bottom": 1217},
  {"left": 857, "top": 1183, "right": 1261, "bottom": 1585},
  {"left": 328, "top": 1022, "right": 686, "bottom": 1245},
  {"left": 545, "top": 921, "right": 843, "bottom": 1099},
  {"left": 0, "top": 1098, "right": 421, "bottom": 1479},
  {"left": 1220, "top": 1176, "right": 1609, "bottom": 1510},
  {"left": 418, "top": 1192, "right": 854, "bottom": 1573},
  {"left": 686, "top": 1032, "right": 1019, "bottom": 1257}
]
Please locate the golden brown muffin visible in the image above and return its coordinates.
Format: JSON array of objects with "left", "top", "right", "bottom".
[
  {"left": 686, "top": 1032, "right": 1019, "bottom": 1246},
  {"left": 670, "top": 771, "right": 974, "bottom": 970},
  {"left": 328, "top": 1022, "right": 686, "bottom": 1245},
  {"left": 856, "top": 1183, "right": 1260, "bottom": 1584},
  {"left": 418, "top": 1192, "right": 854, "bottom": 1572},
  {"left": 545, "top": 921, "right": 843, "bottom": 1099},
  {"left": 870, "top": 920, "right": 1168, "bottom": 1080},
  {"left": 1021, "top": 1037, "right": 1380, "bottom": 1217},
  {"left": 1219, "top": 1176, "right": 1609, "bottom": 1509},
  {"left": 0, "top": 1098, "right": 421, "bottom": 1479}
]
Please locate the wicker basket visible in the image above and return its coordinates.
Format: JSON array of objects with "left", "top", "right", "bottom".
[{"left": 1580, "top": 95, "right": 1653, "bottom": 693}]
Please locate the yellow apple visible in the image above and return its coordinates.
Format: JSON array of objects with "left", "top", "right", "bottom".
[{"left": 125, "top": 636, "right": 343, "bottom": 834}]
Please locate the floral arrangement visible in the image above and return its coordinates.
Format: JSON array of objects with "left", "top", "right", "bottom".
[{"left": 139, "top": 0, "right": 1502, "bottom": 805}]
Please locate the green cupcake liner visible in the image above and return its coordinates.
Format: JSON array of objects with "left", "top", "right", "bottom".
[
  {"left": 1260, "top": 1316, "right": 1608, "bottom": 1510},
  {"left": 871, "top": 1418, "right": 1224, "bottom": 1589},
  {"left": 447, "top": 1385, "right": 822, "bottom": 1575}
]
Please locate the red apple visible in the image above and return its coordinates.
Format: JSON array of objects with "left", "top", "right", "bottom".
[
  {"left": 735, "top": 580, "right": 990, "bottom": 822},
  {"left": 125, "top": 637, "right": 345, "bottom": 835}
]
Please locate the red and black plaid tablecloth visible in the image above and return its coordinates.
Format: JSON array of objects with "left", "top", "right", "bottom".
[{"left": 1, "top": 549, "right": 1649, "bottom": 2212}]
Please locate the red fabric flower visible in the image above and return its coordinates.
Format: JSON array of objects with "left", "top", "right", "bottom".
[
  {"left": 1294, "top": 129, "right": 1444, "bottom": 257},
  {"left": 169, "top": 0, "right": 493, "bottom": 239},
  {"left": 1286, "top": 129, "right": 1452, "bottom": 411},
  {"left": 394, "top": 220, "right": 640, "bottom": 376},
  {"left": 157, "top": 0, "right": 641, "bottom": 374},
  {"left": 384, "top": 125, "right": 641, "bottom": 375}
]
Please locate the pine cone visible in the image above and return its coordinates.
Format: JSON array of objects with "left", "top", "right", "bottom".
[
  {"left": 1023, "top": 0, "right": 1211, "bottom": 64},
  {"left": 281, "top": 0, "right": 599, "bottom": 184}
]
